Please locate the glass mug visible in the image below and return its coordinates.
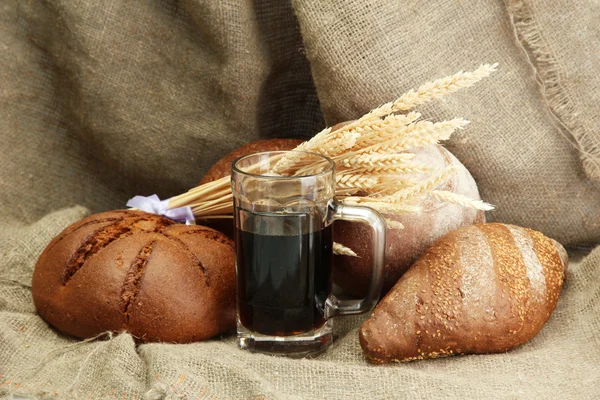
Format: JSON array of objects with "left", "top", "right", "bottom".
[{"left": 231, "top": 151, "right": 386, "bottom": 357}]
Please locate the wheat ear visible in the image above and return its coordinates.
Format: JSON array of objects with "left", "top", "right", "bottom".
[
  {"left": 343, "top": 163, "right": 432, "bottom": 175},
  {"left": 271, "top": 128, "right": 331, "bottom": 173},
  {"left": 311, "top": 131, "right": 361, "bottom": 157},
  {"left": 341, "top": 153, "right": 416, "bottom": 169},
  {"left": 330, "top": 112, "right": 421, "bottom": 148},
  {"left": 431, "top": 190, "right": 495, "bottom": 211},
  {"left": 386, "top": 166, "right": 458, "bottom": 202},
  {"left": 361, "top": 63, "right": 498, "bottom": 120},
  {"left": 336, "top": 173, "right": 379, "bottom": 190},
  {"left": 357, "top": 119, "right": 469, "bottom": 155},
  {"left": 333, "top": 242, "right": 359, "bottom": 257}
]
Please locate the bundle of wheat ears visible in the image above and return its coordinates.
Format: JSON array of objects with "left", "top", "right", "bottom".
[{"left": 168, "top": 64, "right": 497, "bottom": 255}]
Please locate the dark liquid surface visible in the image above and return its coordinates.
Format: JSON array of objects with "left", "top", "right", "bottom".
[{"left": 235, "top": 223, "right": 332, "bottom": 336}]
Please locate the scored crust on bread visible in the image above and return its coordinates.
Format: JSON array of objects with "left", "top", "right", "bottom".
[
  {"left": 359, "top": 223, "right": 568, "bottom": 363},
  {"left": 32, "top": 210, "right": 236, "bottom": 343}
]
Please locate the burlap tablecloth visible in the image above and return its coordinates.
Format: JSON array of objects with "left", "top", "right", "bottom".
[
  {"left": 1, "top": 0, "right": 599, "bottom": 398},
  {"left": 0, "top": 207, "right": 599, "bottom": 398}
]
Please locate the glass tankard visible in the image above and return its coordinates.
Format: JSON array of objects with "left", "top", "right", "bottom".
[{"left": 231, "top": 151, "right": 386, "bottom": 357}]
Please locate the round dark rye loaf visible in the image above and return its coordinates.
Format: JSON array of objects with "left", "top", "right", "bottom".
[
  {"left": 32, "top": 210, "right": 236, "bottom": 343},
  {"left": 198, "top": 138, "right": 304, "bottom": 237},
  {"left": 360, "top": 223, "right": 568, "bottom": 363},
  {"left": 199, "top": 138, "right": 304, "bottom": 185}
]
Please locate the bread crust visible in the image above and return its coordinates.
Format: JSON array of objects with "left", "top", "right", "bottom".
[
  {"left": 32, "top": 210, "right": 236, "bottom": 343},
  {"left": 334, "top": 145, "right": 485, "bottom": 297},
  {"left": 360, "top": 223, "right": 568, "bottom": 363},
  {"left": 198, "top": 138, "right": 304, "bottom": 237},
  {"left": 199, "top": 138, "right": 304, "bottom": 185}
]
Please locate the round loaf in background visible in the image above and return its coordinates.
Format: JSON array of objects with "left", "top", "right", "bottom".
[
  {"left": 32, "top": 210, "right": 236, "bottom": 343},
  {"left": 199, "top": 138, "right": 305, "bottom": 185},
  {"left": 334, "top": 144, "right": 485, "bottom": 297},
  {"left": 198, "top": 135, "right": 485, "bottom": 298},
  {"left": 198, "top": 138, "right": 304, "bottom": 237}
]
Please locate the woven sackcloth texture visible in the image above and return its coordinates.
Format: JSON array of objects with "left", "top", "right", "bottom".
[
  {"left": 1, "top": 0, "right": 599, "bottom": 245},
  {"left": 0, "top": 208, "right": 599, "bottom": 398},
  {"left": 0, "top": 0, "right": 324, "bottom": 226},
  {"left": 1, "top": 0, "right": 600, "bottom": 398},
  {"left": 294, "top": 0, "right": 600, "bottom": 245}
]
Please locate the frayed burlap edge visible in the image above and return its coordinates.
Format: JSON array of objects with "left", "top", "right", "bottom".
[{"left": 505, "top": 0, "right": 600, "bottom": 182}]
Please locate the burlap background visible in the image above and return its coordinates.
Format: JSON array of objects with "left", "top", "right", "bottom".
[
  {"left": 0, "top": 207, "right": 598, "bottom": 398},
  {"left": 293, "top": 0, "right": 600, "bottom": 246},
  {"left": 1, "top": 0, "right": 599, "bottom": 244},
  {"left": 0, "top": 0, "right": 324, "bottom": 226},
  {"left": 1, "top": 0, "right": 600, "bottom": 398}
]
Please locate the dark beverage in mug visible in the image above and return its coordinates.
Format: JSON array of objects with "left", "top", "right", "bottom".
[
  {"left": 232, "top": 150, "right": 386, "bottom": 356},
  {"left": 235, "top": 217, "right": 333, "bottom": 336}
]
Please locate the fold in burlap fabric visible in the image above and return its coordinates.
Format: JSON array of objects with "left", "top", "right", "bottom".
[
  {"left": 293, "top": 0, "right": 600, "bottom": 246},
  {"left": 1, "top": 208, "right": 599, "bottom": 398},
  {"left": 2, "top": 0, "right": 600, "bottom": 398},
  {"left": 0, "top": 0, "right": 324, "bottom": 226},
  {"left": 1, "top": 0, "right": 599, "bottom": 244}
]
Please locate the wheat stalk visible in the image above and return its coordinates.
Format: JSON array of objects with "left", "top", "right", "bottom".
[
  {"left": 166, "top": 64, "right": 497, "bottom": 226},
  {"left": 360, "top": 63, "right": 498, "bottom": 121},
  {"left": 355, "top": 118, "right": 469, "bottom": 155},
  {"left": 430, "top": 190, "right": 495, "bottom": 211},
  {"left": 355, "top": 202, "right": 423, "bottom": 215}
]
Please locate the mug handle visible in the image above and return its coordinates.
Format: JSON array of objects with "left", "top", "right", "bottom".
[{"left": 325, "top": 200, "right": 387, "bottom": 317}]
